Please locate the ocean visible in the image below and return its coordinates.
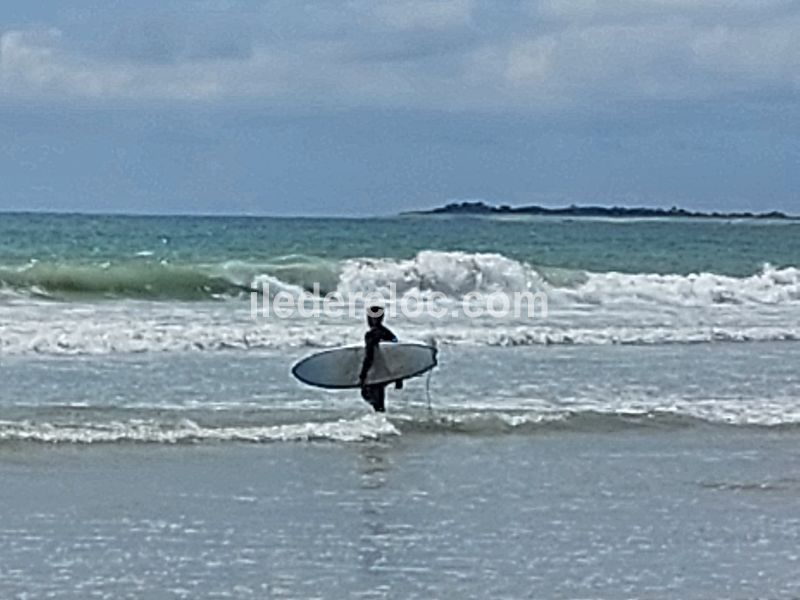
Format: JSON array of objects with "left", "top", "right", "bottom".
[{"left": 1, "top": 213, "right": 800, "bottom": 598}]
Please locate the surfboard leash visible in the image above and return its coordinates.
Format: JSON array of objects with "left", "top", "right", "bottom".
[{"left": 425, "top": 369, "right": 433, "bottom": 411}]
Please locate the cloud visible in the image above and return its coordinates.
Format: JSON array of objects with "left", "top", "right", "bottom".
[
  {"left": 0, "top": 28, "right": 238, "bottom": 100},
  {"left": 0, "top": 0, "right": 798, "bottom": 111},
  {"left": 358, "top": 0, "right": 475, "bottom": 30},
  {"left": 691, "top": 18, "right": 800, "bottom": 86},
  {"left": 534, "top": 0, "right": 796, "bottom": 22}
]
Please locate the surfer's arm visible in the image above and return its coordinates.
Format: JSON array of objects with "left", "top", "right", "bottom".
[
  {"left": 359, "top": 326, "right": 398, "bottom": 385},
  {"left": 359, "top": 330, "right": 379, "bottom": 384},
  {"left": 359, "top": 347, "right": 374, "bottom": 383}
]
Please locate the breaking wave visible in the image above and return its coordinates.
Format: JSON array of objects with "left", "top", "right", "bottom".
[
  {"left": 0, "top": 262, "right": 254, "bottom": 300},
  {"left": 3, "top": 405, "right": 800, "bottom": 445},
  {"left": 1, "top": 251, "right": 799, "bottom": 306},
  {"left": 1, "top": 251, "right": 799, "bottom": 355},
  {"left": 0, "top": 414, "right": 400, "bottom": 444}
]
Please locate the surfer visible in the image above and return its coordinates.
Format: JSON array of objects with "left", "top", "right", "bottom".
[{"left": 359, "top": 306, "right": 402, "bottom": 412}]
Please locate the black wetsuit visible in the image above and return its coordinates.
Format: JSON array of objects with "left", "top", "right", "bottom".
[{"left": 359, "top": 323, "right": 397, "bottom": 412}]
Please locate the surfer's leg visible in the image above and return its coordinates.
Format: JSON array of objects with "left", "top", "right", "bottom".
[
  {"left": 361, "top": 385, "right": 385, "bottom": 412},
  {"left": 360, "top": 385, "right": 374, "bottom": 408},
  {"left": 372, "top": 386, "right": 386, "bottom": 412}
]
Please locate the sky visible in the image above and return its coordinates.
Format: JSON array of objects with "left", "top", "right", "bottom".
[{"left": 0, "top": 0, "right": 798, "bottom": 216}]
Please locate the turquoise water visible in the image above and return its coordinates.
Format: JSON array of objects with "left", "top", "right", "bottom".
[
  {"left": 1, "top": 213, "right": 799, "bottom": 352},
  {"left": 1, "top": 213, "right": 799, "bottom": 278},
  {"left": 2, "top": 213, "right": 800, "bottom": 597}
]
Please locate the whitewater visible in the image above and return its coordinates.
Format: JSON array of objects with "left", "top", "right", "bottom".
[
  {"left": 0, "top": 212, "right": 799, "bottom": 434},
  {"left": 2, "top": 214, "right": 800, "bottom": 423},
  {"left": 3, "top": 213, "right": 800, "bottom": 598},
  {"left": 1, "top": 250, "right": 799, "bottom": 355}
]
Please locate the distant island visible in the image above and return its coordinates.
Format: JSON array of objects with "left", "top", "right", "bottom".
[{"left": 404, "top": 201, "right": 794, "bottom": 220}]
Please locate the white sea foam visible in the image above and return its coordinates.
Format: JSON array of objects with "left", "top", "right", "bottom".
[
  {"left": 2, "top": 251, "right": 800, "bottom": 306},
  {"left": 3, "top": 398, "right": 800, "bottom": 445},
  {"left": 561, "top": 264, "right": 800, "bottom": 307},
  {"left": 335, "top": 252, "right": 800, "bottom": 306},
  {"left": 337, "top": 251, "right": 546, "bottom": 297},
  {"left": 0, "top": 415, "right": 399, "bottom": 444},
  {"left": 1, "top": 251, "right": 799, "bottom": 355}
]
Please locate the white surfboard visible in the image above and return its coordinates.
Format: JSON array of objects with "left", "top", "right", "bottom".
[{"left": 292, "top": 343, "right": 438, "bottom": 389}]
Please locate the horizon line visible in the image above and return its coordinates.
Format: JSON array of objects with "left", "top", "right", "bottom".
[{"left": 0, "top": 202, "right": 796, "bottom": 220}]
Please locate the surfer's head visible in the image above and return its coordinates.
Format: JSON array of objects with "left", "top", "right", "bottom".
[{"left": 366, "top": 305, "right": 385, "bottom": 327}]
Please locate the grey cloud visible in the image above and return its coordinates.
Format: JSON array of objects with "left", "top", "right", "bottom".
[
  {"left": 0, "top": 0, "right": 798, "bottom": 112},
  {"left": 352, "top": 0, "right": 476, "bottom": 30},
  {"left": 73, "top": 17, "right": 256, "bottom": 65},
  {"left": 533, "top": 0, "right": 797, "bottom": 23},
  {"left": 342, "top": 29, "right": 477, "bottom": 64}
]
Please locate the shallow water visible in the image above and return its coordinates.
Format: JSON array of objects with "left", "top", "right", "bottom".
[
  {"left": 1, "top": 344, "right": 800, "bottom": 597},
  {"left": 2, "top": 428, "right": 800, "bottom": 599},
  {"left": 2, "top": 343, "right": 800, "bottom": 442},
  {"left": 2, "top": 214, "right": 800, "bottom": 597}
]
